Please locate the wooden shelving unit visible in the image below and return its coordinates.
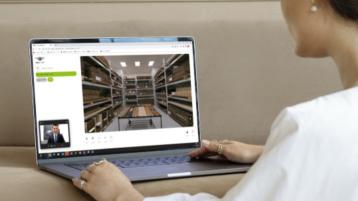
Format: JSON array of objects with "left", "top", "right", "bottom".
[
  {"left": 154, "top": 54, "right": 193, "bottom": 127},
  {"left": 111, "top": 70, "right": 123, "bottom": 118},
  {"left": 124, "top": 75, "right": 154, "bottom": 106},
  {"left": 111, "top": 70, "right": 123, "bottom": 109},
  {"left": 81, "top": 56, "right": 124, "bottom": 133},
  {"left": 137, "top": 75, "right": 154, "bottom": 105},
  {"left": 124, "top": 77, "right": 138, "bottom": 106},
  {"left": 154, "top": 67, "right": 167, "bottom": 111}
]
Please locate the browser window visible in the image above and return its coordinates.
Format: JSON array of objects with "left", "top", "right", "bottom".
[{"left": 31, "top": 39, "right": 199, "bottom": 159}]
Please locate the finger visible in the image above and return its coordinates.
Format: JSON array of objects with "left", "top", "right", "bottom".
[
  {"left": 86, "top": 163, "right": 98, "bottom": 173},
  {"left": 72, "top": 178, "right": 81, "bottom": 189},
  {"left": 102, "top": 159, "right": 111, "bottom": 166},
  {"left": 203, "top": 140, "right": 226, "bottom": 155},
  {"left": 80, "top": 170, "right": 92, "bottom": 181},
  {"left": 72, "top": 178, "right": 88, "bottom": 192},
  {"left": 220, "top": 139, "right": 231, "bottom": 144},
  {"left": 189, "top": 139, "right": 219, "bottom": 157},
  {"left": 97, "top": 159, "right": 112, "bottom": 170},
  {"left": 188, "top": 147, "right": 208, "bottom": 157}
]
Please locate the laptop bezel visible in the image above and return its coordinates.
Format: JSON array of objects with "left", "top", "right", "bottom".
[{"left": 29, "top": 36, "right": 202, "bottom": 164}]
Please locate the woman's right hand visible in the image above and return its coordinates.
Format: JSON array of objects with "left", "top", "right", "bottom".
[{"left": 189, "top": 139, "right": 263, "bottom": 164}]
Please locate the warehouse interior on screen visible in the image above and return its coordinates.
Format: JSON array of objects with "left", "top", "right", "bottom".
[{"left": 81, "top": 54, "right": 194, "bottom": 133}]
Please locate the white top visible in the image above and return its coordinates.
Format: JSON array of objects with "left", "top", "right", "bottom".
[{"left": 145, "top": 87, "right": 358, "bottom": 201}]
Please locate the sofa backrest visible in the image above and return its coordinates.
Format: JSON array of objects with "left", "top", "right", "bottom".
[{"left": 0, "top": 1, "right": 341, "bottom": 146}]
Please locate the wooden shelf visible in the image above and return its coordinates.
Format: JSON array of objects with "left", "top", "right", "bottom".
[
  {"left": 84, "top": 99, "right": 111, "bottom": 109},
  {"left": 83, "top": 81, "right": 111, "bottom": 89},
  {"left": 168, "top": 96, "right": 192, "bottom": 103},
  {"left": 137, "top": 79, "right": 152, "bottom": 82},
  {"left": 88, "top": 56, "right": 110, "bottom": 72},
  {"left": 138, "top": 97, "right": 154, "bottom": 100},
  {"left": 165, "top": 54, "right": 186, "bottom": 70},
  {"left": 158, "top": 101, "right": 167, "bottom": 108},
  {"left": 85, "top": 105, "right": 112, "bottom": 120},
  {"left": 126, "top": 99, "right": 138, "bottom": 102},
  {"left": 113, "top": 101, "right": 122, "bottom": 108},
  {"left": 155, "top": 68, "right": 164, "bottom": 79},
  {"left": 168, "top": 101, "right": 192, "bottom": 112},
  {"left": 166, "top": 78, "right": 190, "bottom": 87},
  {"left": 156, "top": 97, "right": 165, "bottom": 101},
  {"left": 155, "top": 76, "right": 165, "bottom": 84},
  {"left": 155, "top": 85, "right": 165, "bottom": 90}
]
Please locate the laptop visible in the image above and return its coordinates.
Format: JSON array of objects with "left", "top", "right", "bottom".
[{"left": 29, "top": 36, "right": 250, "bottom": 182}]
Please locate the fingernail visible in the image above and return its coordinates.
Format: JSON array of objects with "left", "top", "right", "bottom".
[{"left": 202, "top": 140, "right": 209, "bottom": 147}]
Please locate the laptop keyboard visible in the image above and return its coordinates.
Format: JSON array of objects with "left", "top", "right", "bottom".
[{"left": 66, "top": 155, "right": 191, "bottom": 170}]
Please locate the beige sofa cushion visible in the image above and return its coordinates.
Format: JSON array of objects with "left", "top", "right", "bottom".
[
  {"left": 0, "top": 1, "right": 341, "bottom": 146},
  {"left": 0, "top": 146, "right": 244, "bottom": 200}
]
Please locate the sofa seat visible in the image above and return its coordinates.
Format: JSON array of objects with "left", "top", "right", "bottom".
[{"left": 0, "top": 147, "right": 245, "bottom": 201}]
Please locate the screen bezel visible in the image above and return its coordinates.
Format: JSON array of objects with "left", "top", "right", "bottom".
[{"left": 29, "top": 37, "right": 201, "bottom": 162}]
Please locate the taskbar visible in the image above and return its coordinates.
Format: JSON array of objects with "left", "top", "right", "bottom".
[
  {"left": 37, "top": 142, "right": 198, "bottom": 160},
  {"left": 38, "top": 150, "right": 95, "bottom": 159}
]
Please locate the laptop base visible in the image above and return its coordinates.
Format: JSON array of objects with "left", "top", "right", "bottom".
[{"left": 40, "top": 157, "right": 250, "bottom": 182}]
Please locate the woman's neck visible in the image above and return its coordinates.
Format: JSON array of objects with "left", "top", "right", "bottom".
[
  {"left": 328, "top": 20, "right": 358, "bottom": 89},
  {"left": 334, "top": 49, "right": 358, "bottom": 88}
]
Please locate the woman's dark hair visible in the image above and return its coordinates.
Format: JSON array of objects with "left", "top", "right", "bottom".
[{"left": 329, "top": 0, "right": 358, "bottom": 21}]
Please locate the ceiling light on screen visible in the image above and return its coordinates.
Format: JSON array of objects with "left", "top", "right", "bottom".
[
  {"left": 135, "top": 61, "right": 141, "bottom": 67},
  {"left": 120, "top": 62, "right": 127, "bottom": 67},
  {"left": 148, "top": 61, "right": 155, "bottom": 67}
]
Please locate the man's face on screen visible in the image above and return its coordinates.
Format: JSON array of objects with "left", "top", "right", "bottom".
[{"left": 52, "top": 125, "right": 60, "bottom": 134}]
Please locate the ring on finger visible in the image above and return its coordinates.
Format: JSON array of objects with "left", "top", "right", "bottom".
[
  {"left": 217, "top": 143, "right": 224, "bottom": 155},
  {"left": 80, "top": 180, "right": 86, "bottom": 190}
]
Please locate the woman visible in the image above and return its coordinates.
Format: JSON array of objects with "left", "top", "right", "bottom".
[{"left": 73, "top": 0, "right": 358, "bottom": 200}]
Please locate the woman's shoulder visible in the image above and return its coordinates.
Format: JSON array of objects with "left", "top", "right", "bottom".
[
  {"left": 280, "top": 87, "right": 358, "bottom": 128},
  {"left": 266, "top": 87, "right": 358, "bottom": 148},
  {"left": 288, "top": 87, "right": 358, "bottom": 115}
]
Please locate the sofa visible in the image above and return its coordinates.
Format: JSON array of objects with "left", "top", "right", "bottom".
[{"left": 0, "top": 1, "right": 342, "bottom": 200}]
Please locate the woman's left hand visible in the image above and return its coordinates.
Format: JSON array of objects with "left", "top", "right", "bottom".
[{"left": 72, "top": 159, "right": 143, "bottom": 201}]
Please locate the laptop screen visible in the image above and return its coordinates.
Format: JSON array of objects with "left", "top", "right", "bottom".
[{"left": 30, "top": 37, "right": 200, "bottom": 160}]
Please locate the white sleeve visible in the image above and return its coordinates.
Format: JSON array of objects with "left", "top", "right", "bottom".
[
  {"left": 220, "top": 108, "right": 299, "bottom": 201},
  {"left": 144, "top": 193, "right": 220, "bottom": 201},
  {"left": 144, "top": 109, "right": 297, "bottom": 201}
]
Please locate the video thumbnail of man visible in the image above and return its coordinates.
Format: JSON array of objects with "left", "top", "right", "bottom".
[{"left": 39, "top": 120, "right": 71, "bottom": 149}]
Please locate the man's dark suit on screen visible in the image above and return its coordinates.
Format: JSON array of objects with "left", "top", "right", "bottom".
[{"left": 47, "top": 133, "right": 65, "bottom": 144}]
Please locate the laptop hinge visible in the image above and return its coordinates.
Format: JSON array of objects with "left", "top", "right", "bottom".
[{"left": 38, "top": 148, "right": 195, "bottom": 165}]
